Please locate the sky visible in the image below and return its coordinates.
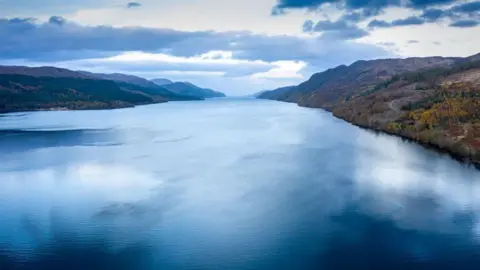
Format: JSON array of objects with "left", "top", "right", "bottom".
[{"left": 0, "top": 0, "right": 479, "bottom": 95}]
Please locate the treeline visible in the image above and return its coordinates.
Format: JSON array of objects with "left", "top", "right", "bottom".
[
  {"left": 0, "top": 74, "right": 154, "bottom": 113},
  {"left": 388, "top": 82, "right": 480, "bottom": 138}
]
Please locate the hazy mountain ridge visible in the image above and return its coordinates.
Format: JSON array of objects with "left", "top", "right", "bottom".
[
  {"left": 258, "top": 53, "right": 480, "bottom": 165},
  {"left": 0, "top": 66, "right": 202, "bottom": 113},
  {"left": 151, "top": 80, "right": 226, "bottom": 98},
  {"left": 79, "top": 71, "right": 161, "bottom": 89},
  {"left": 151, "top": 78, "right": 174, "bottom": 86},
  {"left": 0, "top": 65, "right": 93, "bottom": 79}
]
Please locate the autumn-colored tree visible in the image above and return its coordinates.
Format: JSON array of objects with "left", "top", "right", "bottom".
[{"left": 420, "top": 109, "right": 439, "bottom": 129}]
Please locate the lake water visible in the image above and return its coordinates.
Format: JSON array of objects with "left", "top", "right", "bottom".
[{"left": 1, "top": 98, "right": 480, "bottom": 270}]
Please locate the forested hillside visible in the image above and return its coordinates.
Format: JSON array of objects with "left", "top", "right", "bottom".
[
  {"left": 259, "top": 53, "right": 480, "bottom": 164},
  {"left": 0, "top": 66, "right": 202, "bottom": 113}
]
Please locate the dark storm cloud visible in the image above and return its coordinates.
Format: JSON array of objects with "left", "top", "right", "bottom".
[
  {"left": 126, "top": 2, "right": 142, "bottom": 8},
  {"left": 449, "top": 19, "right": 479, "bottom": 27},
  {"left": 0, "top": 17, "right": 389, "bottom": 70}
]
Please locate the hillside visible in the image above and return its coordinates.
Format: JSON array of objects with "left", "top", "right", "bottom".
[
  {"left": 0, "top": 74, "right": 154, "bottom": 113},
  {"left": 258, "top": 54, "right": 480, "bottom": 165},
  {"left": 79, "top": 71, "right": 160, "bottom": 89},
  {"left": 0, "top": 66, "right": 201, "bottom": 113},
  {"left": 151, "top": 78, "right": 174, "bottom": 86},
  {"left": 258, "top": 86, "right": 296, "bottom": 99},
  {"left": 259, "top": 56, "right": 459, "bottom": 108},
  {"left": 152, "top": 81, "right": 226, "bottom": 98},
  {"left": 0, "top": 65, "right": 93, "bottom": 79},
  {"left": 78, "top": 71, "right": 200, "bottom": 101}
]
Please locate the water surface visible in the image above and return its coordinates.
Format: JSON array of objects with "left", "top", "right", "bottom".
[{"left": 1, "top": 98, "right": 480, "bottom": 270}]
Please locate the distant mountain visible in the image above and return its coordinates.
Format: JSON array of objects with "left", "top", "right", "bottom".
[
  {"left": 256, "top": 86, "right": 295, "bottom": 100},
  {"left": 0, "top": 66, "right": 201, "bottom": 113},
  {"left": 77, "top": 71, "right": 199, "bottom": 100},
  {"left": 0, "top": 65, "right": 93, "bottom": 79},
  {"left": 151, "top": 78, "right": 173, "bottom": 86},
  {"left": 79, "top": 71, "right": 161, "bottom": 89},
  {"left": 152, "top": 81, "right": 226, "bottom": 98}
]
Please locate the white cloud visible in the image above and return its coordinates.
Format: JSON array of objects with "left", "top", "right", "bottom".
[
  {"left": 1, "top": 0, "right": 478, "bottom": 95},
  {"left": 251, "top": 60, "right": 306, "bottom": 79},
  {"left": 11, "top": 50, "right": 308, "bottom": 95}
]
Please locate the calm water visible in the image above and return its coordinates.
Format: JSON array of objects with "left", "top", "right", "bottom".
[{"left": 1, "top": 98, "right": 480, "bottom": 270}]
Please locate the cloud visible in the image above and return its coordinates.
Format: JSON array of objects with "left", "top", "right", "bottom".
[
  {"left": 302, "top": 20, "right": 314, "bottom": 32},
  {"left": 340, "top": 9, "right": 382, "bottom": 22},
  {"left": 368, "top": 19, "right": 392, "bottom": 28},
  {"left": 378, "top": 42, "right": 396, "bottom": 46},
  {"left": 303, "top": 19, "right": 369, "bottom": 40},
  {"left": 419, "top": 2, "right": 480, "bottom": 23},
  {"left": 0, "top": 17, "right": 214, "bottom": 60},
  {"left": 271, "top": 0, "right": 459, "bottom": 16},
  {"left": 0, "top": 0, "right": 114, "bottom": 17},
  {"left": 313, "top": 20, "right": 350, "bottom": 31},
  {"left": 0, "top": 17, "right": 388, "bottom": 67},
  {"left": 48, "top": 16, "right": 66, "bottom": 26},
  {"left": 273, "top": 0, "right": 400, "bottom": 11},
  {"left": 126, "top": 2, "right": 142, "bottom": 9},
  {"left": 320, "top": 27, "right": 369, "bottom": 40},
  {"left": 450, "top": 1, "right": 480, "bottom": 14},
  {"left": 391, "top": 16, "right": 425, "bottom": 26},
  {"left": 449, "top": 19, "right": 479, "bottom": 27},
  {"left": 39, "top": 51, "right": 286, "bottom": 77},
  {"left": 271, "top": 6, "right": 287, "bottom": 16},
  {"left": 368, "top": 16, "right": 426, "bottom": 28},
  {"left": 420, "top": 8, "right": 448, "bottom": 21},
  {"left": 0, "top": 16, "right": 390, "bottom": 94},
  {"left": 407, "top": 0, "right": 457, "bottom": 9}
]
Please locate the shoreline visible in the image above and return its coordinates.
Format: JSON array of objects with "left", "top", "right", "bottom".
[
  {"left": 261, "top": 97, "right": 480, "bottom": 169},
  {"left": 333, "top": 113, "right": 480, "bottom": 169},
  {"left": 0, "top": 101, "right": 166, "bottom": 115}
]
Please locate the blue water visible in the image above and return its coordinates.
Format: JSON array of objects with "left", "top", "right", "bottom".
[{"left": 1, "top": 98, "right": 480, "bottom": 270}]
